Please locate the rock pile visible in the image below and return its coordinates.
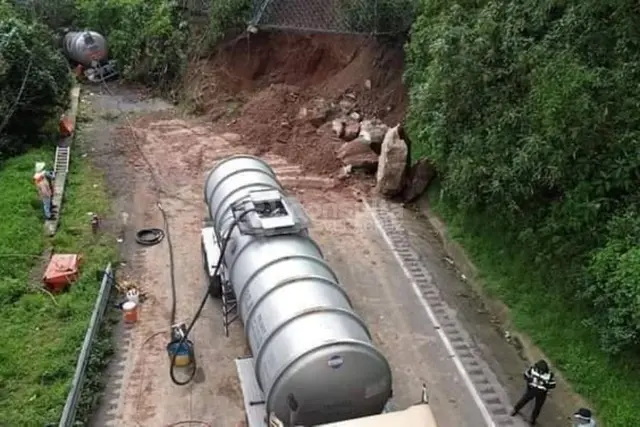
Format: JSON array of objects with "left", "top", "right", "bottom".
[
  {"left": 294, "top": 90, "right": 436, "bottom": 201},
  {"left": 326, "top": 92, "right": 436, "bottom": 201}
]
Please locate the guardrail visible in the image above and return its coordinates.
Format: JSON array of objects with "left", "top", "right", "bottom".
[{"left": 58, "top": 263, "right": 114, "bottom": 427}]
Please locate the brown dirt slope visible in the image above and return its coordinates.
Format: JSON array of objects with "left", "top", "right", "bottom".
[{"left": 183, "top": 31, "right": 406, "bottom": 178}]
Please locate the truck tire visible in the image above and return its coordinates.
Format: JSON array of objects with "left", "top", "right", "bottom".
[
  {"left": 208, "top": 273, "right": 223, "bottom": 299},
  {"left": 201, "top": 239, "right": 222, "bottom": 299}
]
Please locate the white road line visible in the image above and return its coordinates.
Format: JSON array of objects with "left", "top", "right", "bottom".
[{"left": 363, "top": 200, "right": 497, "bottom": 427}]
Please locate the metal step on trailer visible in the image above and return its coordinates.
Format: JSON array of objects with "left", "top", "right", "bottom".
[
  {"left": 54, "top": 145, "right": 70, "bottom": 174},
  {"left": 235, "top": 356, "right": 268, "bottom": 427}
]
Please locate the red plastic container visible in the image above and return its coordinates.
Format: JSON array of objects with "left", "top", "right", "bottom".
[
  {"left": 43, "top": 254, "right": 82, "bottom": 293},
  {"left": 59, "top": 116, "right": 74, "bottom": 138}
]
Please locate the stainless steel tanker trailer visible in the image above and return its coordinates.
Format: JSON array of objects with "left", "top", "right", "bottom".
[
  {"left": 200, "top": 155, "right": 439, "bottom": 426},
  {"left": 61, "top": 29, "right": 118, "bottom": 82}
]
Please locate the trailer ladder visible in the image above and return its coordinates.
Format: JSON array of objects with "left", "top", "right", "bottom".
[{"left": 222, "top": 281, "right": 239, "bottom": 337}]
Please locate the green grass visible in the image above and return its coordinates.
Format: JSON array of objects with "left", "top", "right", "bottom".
[
  {"left": 427, "top": 182, "right": 640, "bottom": 427},
  {"left": 0, "top": 142, "right": 117, "bottom": 425}
]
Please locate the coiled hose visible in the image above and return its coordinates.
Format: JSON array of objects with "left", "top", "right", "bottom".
[{"left": 135, "top": 228, "right": 165, "bottom": 246}]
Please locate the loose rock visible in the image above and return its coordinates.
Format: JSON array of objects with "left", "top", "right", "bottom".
[
  {"left": 221, "top": 132, "right": 242, "bottom": 142},
  {"left": 338, "top": 98, "right": 356, "bottom": 114},
  {"left": 376, "top": 125, "right": 408, "bottom": 196},
  {"left": 338, "top": 164, "right": 352, "bottom": 180},
  {"left": 402, "top": 157, "right": 436, "bottom": 202},
  {"left": 359, "top": 119, "right": 389, "bottom": 154},
  {"left": 343, "top": 121, "right": 361, "bottom": 142},
  {"left": 336, "top": 138, "right": 379, "bottom": 173},
  {"left": 332, "top": 119, "right": 345, "bottom": 138},
  {"left": 298, "top": 97, "right": 334, "bottom": 127}
]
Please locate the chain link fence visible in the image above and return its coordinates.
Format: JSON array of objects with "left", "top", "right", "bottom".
[
  {"left": 249, "top": 0, "right": 417, "bottom": 35},
  {"left": 179, "top": 0, "right": 210, "bottom": 17}
]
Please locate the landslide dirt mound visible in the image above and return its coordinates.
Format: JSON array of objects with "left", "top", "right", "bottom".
[{"left": 184, "top": 31, "right": 406, "bottom": 180}]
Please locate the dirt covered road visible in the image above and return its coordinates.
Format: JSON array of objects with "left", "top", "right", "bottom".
[
  {"left": 83, "top": 87, "right": 522, "bottom": 427},
  {"left": 84, "top": 32, "right": 574, "bottom": 427}
]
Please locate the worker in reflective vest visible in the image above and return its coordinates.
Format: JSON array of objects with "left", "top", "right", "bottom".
[
  {"left": 33, "top": 162, "right": 56, "bottom": 220},
  {"left": 511, "top": 360, "right": 556, "bottom": 425}
]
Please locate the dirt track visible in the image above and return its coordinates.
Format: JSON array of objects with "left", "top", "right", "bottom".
[
  {"left": 85, "top": 32, "right": 577, "bottom": 427},
  {"left": 85, "top": 88, "right": 493, "bottom": 427}
]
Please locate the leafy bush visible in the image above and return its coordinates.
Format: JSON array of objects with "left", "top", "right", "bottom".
[
  {"left": 342, "top": 0, "right": 416, "bottom": 34},
  {"left": 13, "top": 0, "right": 77, "bottom": 29},
  {"left": 75, "top": 0, "right": 188, "bottom": 88},
  {"left": 207, "top": 0, "right": 251, "bottom": 47},
  {"left": 406, "top": 0, "right": 640, "bottom": 352},
  {"left": 0, "top": 1, "right": 73, "bottom": 159},
  {"left": 584, "top": 209, "right": 640, "bottom": 354}
]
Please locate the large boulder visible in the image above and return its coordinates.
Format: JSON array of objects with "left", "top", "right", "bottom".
[
  {"left": 359, "top": 119, "right": 389, "bottom": 154},
  {"left": 337, "top": 138, "right": 379, "bottom": 173},
  {"left": 343, "top": 121, "right": 361, "bottom": 141},
  {"left": 376, "top": 125, "right": 408, "bottom": 196},
  {"left": 403, "top": 158, "right": 437, "bottom": 202},
  {"left": 332, "top": 117, "right": 361, "bottom": 141},
  {"left": 332, "top": 119, "right": 345, "bottom": 138}
]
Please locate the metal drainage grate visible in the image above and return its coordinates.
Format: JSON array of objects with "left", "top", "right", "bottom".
[{"left": 366, "top": 198, "right": 522, "bottom": 427}]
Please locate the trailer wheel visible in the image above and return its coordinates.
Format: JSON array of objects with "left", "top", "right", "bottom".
[
  {"left": 208, "top": 274, "right": 223, "bottom": 299},
  {"left": 201, "top": 240, "right": 223, "bottom": 299}
]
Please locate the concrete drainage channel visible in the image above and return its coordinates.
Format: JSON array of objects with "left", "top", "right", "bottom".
[{"left": 364, "top": 198, "right": 523, "bottom": 427}]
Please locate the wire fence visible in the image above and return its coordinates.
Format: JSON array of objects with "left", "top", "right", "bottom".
[
  {"left": 249, "top": 0, "right": 417, "bottom": 34},
  {"left": 179, "top": 0, "right": 417, "bottom": 34},
  {"left": 14, "top": 0, "right": 416, "bottom": 35}
]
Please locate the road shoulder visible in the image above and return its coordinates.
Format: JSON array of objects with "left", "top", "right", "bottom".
[{"left": 415, "top": 195, "right": 591, "bottom": 426}]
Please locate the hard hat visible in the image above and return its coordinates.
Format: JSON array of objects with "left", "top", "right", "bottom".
[{"left": 35, "top": 162, "right": 46, "bottom": 174}]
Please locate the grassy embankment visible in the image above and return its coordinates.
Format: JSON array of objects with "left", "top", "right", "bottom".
[
  {"left": 0, "top": 140, "right": 117, "bottom": 424},
  {"left": 426, "top": 182, "right": 640, "bottom": 426}
]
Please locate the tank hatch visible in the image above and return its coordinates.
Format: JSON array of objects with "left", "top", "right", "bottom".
[{"left": 232, "top": 189, "right": 310, "bottom": 237}]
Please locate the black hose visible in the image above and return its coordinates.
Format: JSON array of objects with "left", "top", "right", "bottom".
[
  {"left": 169, "top": 208, "right": 256, "bottom": 386},
  {"left": 156, "top": 203, "right": 178, "bottom": 327},
  {"left": 135, "top": 228, "right": 165, "bottom": 246},
  {"left": 97, "top": 66, "right": 249, "bottom": 389}
]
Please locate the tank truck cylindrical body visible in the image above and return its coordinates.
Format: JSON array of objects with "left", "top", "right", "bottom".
[
  {"left": 63, "top": 30, "right": 109, "bottom": 67},
  {"left": 203, "top": 155, "right": 393, "bottom": 425}
]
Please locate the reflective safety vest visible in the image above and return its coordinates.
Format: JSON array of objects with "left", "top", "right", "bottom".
[{"left": 525, "top": 366, "right": 556, "bottom": 392}]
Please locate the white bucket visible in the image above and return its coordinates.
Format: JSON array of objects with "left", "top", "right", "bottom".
[{"left": 126, "top": 288, "right": 139, "bottom": 304}]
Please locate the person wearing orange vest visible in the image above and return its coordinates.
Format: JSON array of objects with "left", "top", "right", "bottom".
[{"left": 33, "top": 162, "right": 56, "bottom": 220}]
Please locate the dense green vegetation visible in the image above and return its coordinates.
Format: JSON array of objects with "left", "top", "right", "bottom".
[
  {"left": 406, "top": 0, "right": 640, "bottom": 424},
  {"left": 342, "top": 0, "right": 416, "bottom": 34},
  {"left": 0, "top": 144, "right": 117, "bottom": 423},
  {"left": 1, "top": 4, "right": 118, "bottom": 422},
  {"left": 0, "top": 0, "right": 72, "bottom": 160},
  {"left": 75, "top": 0, "right": 188, "bottom": 88},
  {"left": 0, "top": 0, "right": 253, "bottom": 423},
  {"left": 206, "top": 0, "right": 252, "bottom": 46}
]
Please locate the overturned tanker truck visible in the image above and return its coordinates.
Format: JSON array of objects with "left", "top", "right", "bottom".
[
  {"left": 61, "top": 29, "right": 118, "bottom": 82},
  {"left": 200, "top": 155, "right": 439, "bottom": 426}
]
